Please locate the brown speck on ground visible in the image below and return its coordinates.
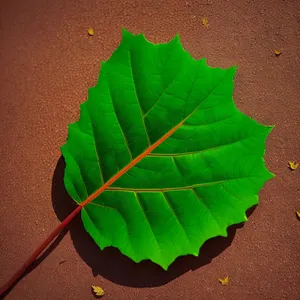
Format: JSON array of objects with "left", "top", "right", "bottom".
[{"left": 0, "top": 0, "right": 300, "bottom": 299}]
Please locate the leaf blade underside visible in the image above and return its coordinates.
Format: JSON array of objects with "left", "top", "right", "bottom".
[{"left": 61, "top": 28, "right": 274, "bottom": 270}]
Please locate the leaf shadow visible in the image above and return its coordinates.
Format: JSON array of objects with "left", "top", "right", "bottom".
[{"left": 52, "top": 156, "right": 256, "bottom": 288}]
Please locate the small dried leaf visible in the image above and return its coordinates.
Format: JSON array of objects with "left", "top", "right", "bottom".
[
  {"left": 202, "top": 17, "right": 209, "bottom": 28},
  {"left": 274, "top": 49, "right": 281, "bottom": 56},
  {"left": 288, "top": 161, "right": 299, "bottom": 171},
  {"left": 219, "top": 276, "right": 229, "bottom": 286},
  {"left": 88, "top": 28, "right": 94, "bottom": 36},
  {"left": 296, "top": 211, "right": 300, "bottom": 219},
  {"left": 92, "top": 285, "right": 104, "bottom": 297}
]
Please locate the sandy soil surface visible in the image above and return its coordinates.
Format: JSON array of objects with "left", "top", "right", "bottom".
[{"left": 1, "top": 0, "right": 300, "bottom": 299}]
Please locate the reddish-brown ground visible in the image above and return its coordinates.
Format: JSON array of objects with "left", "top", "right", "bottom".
[{"left": 1, "top": 0, "right": 300, "bottom": 299}]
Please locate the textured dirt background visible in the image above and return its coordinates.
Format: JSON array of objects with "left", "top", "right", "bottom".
[{"left": 1, "top": 0, "right": 300, "bottom": 299}]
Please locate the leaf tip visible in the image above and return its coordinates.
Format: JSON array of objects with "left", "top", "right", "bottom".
[
  {"left": 264, "top": 124, "right": 275, "bottom": 136},
  {"left": 228, "top": 65, "right": 238, "bottom": 78},
  {"left": 174, "top": 33, "right": 181, "bottom": 41},
  {"left": 269, "top": 172, "right": 276, "bottom": 179},
  {"left": 232, "top": 65, "right": 238, "bottom": 73},
  {"left": 201, "top": 57, "right": 207, "bottom": 65},
  {"left": 161, "top": 264, "right": 169, "bottom": 271},
  {"left": 121, "top": 27, "right": 129, "bottom": 34},
  {"left": 268, "top": 124, "right": 275, "bottom": 130},
  {"left": 170, "top": 33, "right": 181, "bottom": 46},
  {"left": 121, "top": 27, "right": 134, "bottom": 41}
]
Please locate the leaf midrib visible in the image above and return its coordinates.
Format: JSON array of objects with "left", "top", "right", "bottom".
[{"left": 79, "top": 69, "right": 233, "bottom": 208}]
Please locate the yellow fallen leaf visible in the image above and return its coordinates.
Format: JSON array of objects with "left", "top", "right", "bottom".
[
  {"left": 92, "top": 285, "right": 104, "bottom": 297},
  {"left": 296, "top": 211, "right": 300, "bottom": 219},
  {"left": 219, "top": 275, "right": 229, "bottom": 285},
  {"left": 88, "top": 28, "right": 94, "bottom": 36},
  {"left": 202, "top": 17, "right": 209, "bottom": 28},
  {"left": 288, "top": 161, "right": 299, "bottom": 170},
  {"left": 274, "top": 49, "right": 281, "bottom": 56}
]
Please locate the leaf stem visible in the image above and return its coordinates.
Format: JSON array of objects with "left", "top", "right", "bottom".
[
  {"left": 0, "top": 205, "right": 82, "bottom": 296},
  {"left": 0, "top": 120, "right": 184, "bottom": 296}
]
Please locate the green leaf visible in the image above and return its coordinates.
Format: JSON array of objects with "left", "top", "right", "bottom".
[{"left": 61, "top": 28, "right": 274, "bottom": 270}]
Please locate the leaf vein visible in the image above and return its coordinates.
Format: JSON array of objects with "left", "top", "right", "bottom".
[
  {"left": 162, "top": 192, "right": 192, "bottom": 246},
  {"left": 128, "top": 48, "right": 151, "bottom": 146},
  {"left": 134, "top": 192, "right": 164, "bottom": 257},
  {"left": 106, "top": 77, "right": 134, "bottom": 161},
  {"left": 149, "top": 129, "right": 259, "bottom": 157},
  {"left": 191, "top": 188, "right": 222, "bottom": 233},
  {"left": 142, "top": 62, "right": 183, "bottom": 118},
  {"left": 86, "top": 118, "right": 105, "bottom": 185}
]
